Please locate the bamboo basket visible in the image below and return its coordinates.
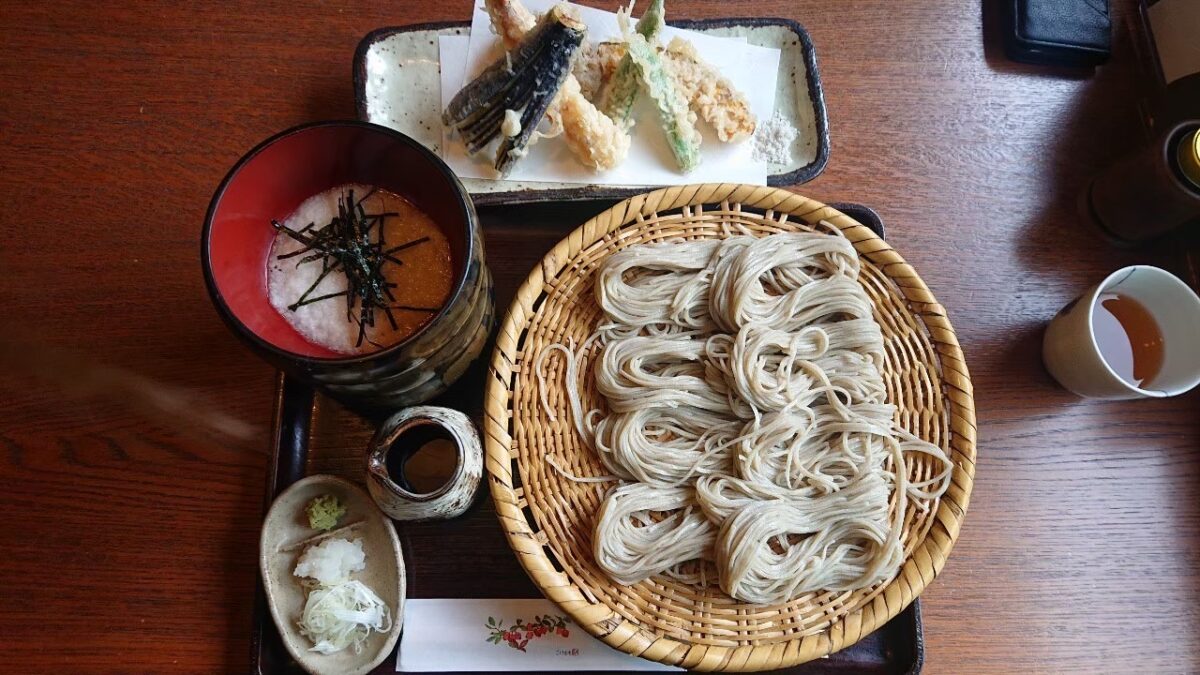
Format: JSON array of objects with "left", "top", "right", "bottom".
[{"left": 482, "top": 184, "right": 976, "bottom": 671}]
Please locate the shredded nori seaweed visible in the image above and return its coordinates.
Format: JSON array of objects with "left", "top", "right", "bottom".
[{"left": 271, "top": 188, "right": 437, "bottom": 349}]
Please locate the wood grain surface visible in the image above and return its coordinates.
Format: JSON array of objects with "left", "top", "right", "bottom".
[{"left": 0, "top": 1, "right": 1197, "bottom": 674}]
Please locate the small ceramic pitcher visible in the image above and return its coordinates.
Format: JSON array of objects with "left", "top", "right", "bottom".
[{"left": 366, "top": 406, "right": 483, "bottom": 522}]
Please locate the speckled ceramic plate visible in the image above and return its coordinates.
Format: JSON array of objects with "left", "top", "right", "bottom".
[
  {"left": 353, "top": 18, "right": 829, "bottom": 205},
  {"left": 260, "top": 475, "right": 405, "bottom": 675}
]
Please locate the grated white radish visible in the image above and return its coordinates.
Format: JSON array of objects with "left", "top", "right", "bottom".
[{"left": 293, "top": 537, "right": 366, "bottom": 586}]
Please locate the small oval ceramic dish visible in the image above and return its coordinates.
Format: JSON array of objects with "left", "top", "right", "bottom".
[
  {"left": 483, "top": 184, "right": 976, "bottom": 671},
  {"left": 260, "top": 475, "right": 406, "bottom": 675}
]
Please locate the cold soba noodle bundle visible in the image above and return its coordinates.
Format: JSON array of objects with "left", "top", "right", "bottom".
[{"left": 537, "top": 227, "right": 953, "bottom": 605}]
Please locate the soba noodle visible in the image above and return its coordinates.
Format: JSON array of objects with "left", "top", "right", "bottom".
[
  {"left": 539, "top": 228, "right": 953, "bottom": 604},
  {"left": 592, "top": 483, "right": 716, "bottom": 586}
]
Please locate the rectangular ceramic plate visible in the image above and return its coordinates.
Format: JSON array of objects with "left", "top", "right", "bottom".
[
  {"left": 353, "top": 18, "right": 830, "bottom": 205},
  {"left": 250, "top": 204, "right": 923, "bottom": 675}
]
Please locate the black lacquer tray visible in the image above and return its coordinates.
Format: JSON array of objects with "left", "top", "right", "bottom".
[{"left": 251, "top": 203, "right": 924, "bottom": 675}]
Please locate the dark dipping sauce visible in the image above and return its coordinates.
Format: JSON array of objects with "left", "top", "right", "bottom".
[{"left": 385, "top": 424, "right": 460, "bottom": 495}]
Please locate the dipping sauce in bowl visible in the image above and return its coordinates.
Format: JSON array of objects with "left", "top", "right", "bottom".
[
  {"left": 267, "top": 184, "right": 454, "bottom": 354},
  {"left": 203, "top": 122, "right": 493, "bottom": 414}
]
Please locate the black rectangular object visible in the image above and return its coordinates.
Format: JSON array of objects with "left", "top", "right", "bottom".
[{"left": 1004, "top": 0, "right": 1111, "bottom": 67}]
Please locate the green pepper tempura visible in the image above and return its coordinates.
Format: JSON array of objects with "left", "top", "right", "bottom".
[{"left": 305, "top": 494, "right": 345, "bottom": 531}]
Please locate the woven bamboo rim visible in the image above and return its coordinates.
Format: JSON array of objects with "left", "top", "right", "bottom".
[{"left": 483, "top": 184, "right": 976, "bottom": 671}]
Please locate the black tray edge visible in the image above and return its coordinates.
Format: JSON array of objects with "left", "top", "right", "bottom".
[
  {"left": 251, "top": 374, "right": 313, "bottom": 675},
  {"left": 351, "top": 17, "right": 831, "bottom": 206},
  {"left": 251, "top": 203, "right": 924, "bottom": 675}
]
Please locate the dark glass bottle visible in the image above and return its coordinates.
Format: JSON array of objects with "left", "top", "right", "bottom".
[
  {"left": 1137, "top": 0, "right": 1200, "bottom": 130},
  {"left": 1084, "top": 122, "right": 1200, "bottom": 243}
]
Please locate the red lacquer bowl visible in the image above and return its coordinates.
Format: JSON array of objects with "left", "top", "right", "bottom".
[{"left": 202, "top": 121, "right": 493, "bottom": 413}]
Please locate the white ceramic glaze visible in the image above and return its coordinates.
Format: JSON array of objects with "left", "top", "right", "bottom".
[
  {"left": 360, "top": 21, "right": 824, "bottom": 200},
  {"left": 367, "top": 406, "right": 484, "bottom": 521},
  {"left": 364, "top": 27, "right": 461, "bottom": 158},
  {"left": 698, "top": 24, "right": 819, "bottom": 172},
  {"left": 1043, "top": 265, "right": 1200, "bottom": 399},
  {"left": 260, "top": 475, "right": 406, "bottom": 675}
]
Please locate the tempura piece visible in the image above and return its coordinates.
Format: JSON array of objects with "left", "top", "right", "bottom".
[
  {"left": 663, "top": 36, "right": 756, "bottom": 142},
  {"left": 583, "top": 36, "right": 757, "bottom": 144},
  {"left": 443, "top": 5, "right": 585, "bottom": 175},
  {"left": 590, "top": 41, "right": 625, "bottom": 84},
  {"left": 484, "top": 0, "right": 537, "bottom": 42},
  {"left": 619, "top": 11, "right": 700, "bottom": 172},
  {"left": 600, "top": 0, "right": 667, "bottom": 129},
  {"left": 572, "top": 43, "right": 606, "bottom": 101},
  {"left": 484, "top": 0, "right": 631, "bottom": 171}
]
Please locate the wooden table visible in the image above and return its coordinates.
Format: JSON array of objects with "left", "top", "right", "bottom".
[{"left": 2, "top": 1, "right": 1197, "bottom": 673}]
